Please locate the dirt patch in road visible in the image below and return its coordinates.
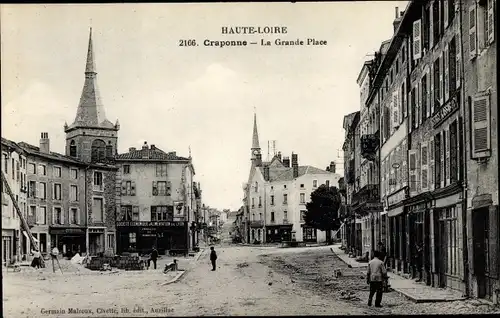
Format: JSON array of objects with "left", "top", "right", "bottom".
[{"left": 258, "top": 248, "right": 500, "bottom": 315}]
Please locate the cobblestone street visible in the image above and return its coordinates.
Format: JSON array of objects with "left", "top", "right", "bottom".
[{"left": 3, "top": 245, "right": 500, "bottom": 317}]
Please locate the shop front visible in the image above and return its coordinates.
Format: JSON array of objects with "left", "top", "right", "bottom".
[
  {"left": 386, "top": 187, "right": 409, "bottom": 274},
  {"left": 116, "top": 220, "right": 188, "bottom": 255},
  {"left": 265, "top": 224, "right": 292, "bottom": 243},
  {"left": 49, "top": 227, "right": 86, "bottom": 257}
]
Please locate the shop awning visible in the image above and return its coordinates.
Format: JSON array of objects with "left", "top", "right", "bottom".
[{"left": 387, "top": 206, "right": 404, "bottom": 217}]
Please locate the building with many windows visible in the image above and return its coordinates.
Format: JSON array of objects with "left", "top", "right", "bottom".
[
  {"left": 244, "top": 114, "right": 341, "bottom": 243},
  {"left": 114, "top": 142, "right": 197, "bottom": 255}
]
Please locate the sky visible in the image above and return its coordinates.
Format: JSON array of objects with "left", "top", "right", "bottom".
[{"left": 1, "top": 2, "right": 408, "bottom": 211}]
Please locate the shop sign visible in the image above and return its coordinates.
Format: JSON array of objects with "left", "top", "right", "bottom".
[
  {"left": 432, "top": 96, "right": 458, "bottom": 128},
  {"left": 116, "top": 221, "right": 185, "bottom": 227},
  {"left": 387, "top": 187, "right": 408, "bottom": 207}
]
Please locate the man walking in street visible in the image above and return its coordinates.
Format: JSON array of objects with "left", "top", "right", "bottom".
[
  {"left": 148, "top": 246, "right": 158, "bottom": 270},
  {"left": 50, "top": 246, "right": 60, "bottom": 273},
  {"left": 367, "top": 250, "right": 388, "bottom": 307},
  {"left": 210, "top": 246, "right": 217, "bottom": 271}
]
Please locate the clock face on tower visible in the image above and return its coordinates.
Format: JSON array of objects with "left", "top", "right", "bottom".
[{"left": 253, "top": 150, "right": 259, "bottom": 156}]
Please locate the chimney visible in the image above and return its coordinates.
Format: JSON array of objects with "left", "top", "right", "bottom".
[
  {"left": 129, "top": 147, "right": 136, "bottom": 152},
  {"left": 168, "top": 151, "right": 177, "bottom": 157},
  {"left": 263, "top": 166, "right": 270, "bottom": 181},
  {"left": 393, "top": 7, "right": 402, "bottom": 32},
  {"left": 39, "top": 132, "right": 50, "bottom": 154},
  {"left": 292, "top": 153, "right": 299, "bottom": 178},
  {"left": 277, "top": 151, "right": 282, "bottom": 161},
  {"left": 282, "top": 156, "right": 290, "bottom": 167},
  {"left": 256, "top": 153, "right": 262, "bottom": 167},
  {"left": 329, "top": 161, "right": 336, "bottom": 174},
  {"left": 141, "top": 142, "right": 149, "bottom": 159},
  {"left": 326, "top": 166, "right": 330, "bottom": 172},
  {"left": 151, "top": 144, "right": 156, "bottom": 150}
]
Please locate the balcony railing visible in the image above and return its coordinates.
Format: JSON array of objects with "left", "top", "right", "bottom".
[
  {"left": 249, "top": 220, "right": 264, "bottom": 227},
  {"left": 352, "top": 184, "right": 380, "bottom": 206}
]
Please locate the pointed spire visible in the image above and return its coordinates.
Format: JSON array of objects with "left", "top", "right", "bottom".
[
  {"left": 67, "top": 28, "right": 115, "bottom": 130},
  {"left": 85, "top": 27, "right": 96, "bottom": 74},
  {"left": 252, "top": 112, "right": 260, "bottom": 150}
]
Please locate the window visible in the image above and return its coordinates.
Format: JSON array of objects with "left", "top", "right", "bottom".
[
  {"left": 300, "top": 210, "right": 306, "bottom": 222},
  {"left": 410, "top": 87, "right": 416, "bottom": 129},
  {"left": 435, "top": 133, "right": 442, "bottom": 189},
  {"left": 300, "top": 184, "right": 304, "bottom": 188},
  {"left": 325, "top": 180, "right": 330, "bottom": 187},
  {"left": 151, "top": 206, "right": 173, "bottom": 221},
  {"left": 11, "top": 159, "right": 14, "bottom": 180},
  {"left": 259, "top": 213, "right": 263, "bottom": 220},
  {"left": 423, "top": 5, "right": 431, "bottom": 50},
  {"left": 93, "top": 172, "right": 103, "bottom": 191},
  {"left": 2, "top": 153, "right": 8, "bottom": 173},
  {"left": 122, "top": 206, "right": 133, "bottom": 221},
  {"left": 439, "top": 207, "right": 459, "bottom": 276},
  {"left": 283, "top": 185, "right": 287, "bottom": 189},
  {"left": 92, "top": 198, "right": 104, "bottom": 222},
  {"left": 70, "top": 185, "right": 78, "bottom": 201},
  {"left": 38, "top": 182, "right": 46, "bottom": 199},
  {"left": 70, "top": 168, "right": 78, "bottom": 179},
  {"left": 458, "top": 117, "right": 464, "bottom": 181},
  {"left": 29, "top": 206, "right": 36, "bottom": 216},
  {"left": 421, "top": 74, "right": 428, "bottom": 120},
  {"left": 300, "top": 193, "right": 306, "bottom": 204},
  {"left": 283, "top": 194, "right": 288, "bottom": 204},
  {"left": 53, "top": 207, "right": 63, "bottom": 225},
  {"left": 449, "top": 37, "right": 457, "bottom": 94},
  {"left": 271, "top": 212, "right": 275, "bottom": 222},
  {"left": 54, "top": 166, "right": 62, "bottom": 178},
  {"left": 69, "top": 140, "right": 77, "bottom": 157},
  {"left": 123, "top": 181, "right": 134, "bottom": 196},
  {"left": 284, "top": 211, "right": 288, "bottom": 221},
  {"left": 251, "top": 198, "right": 255, "bottom": 208},
  {"left": 156, "top": 164, "right": 167, "bottom": 177},
  {"left": 53, "top": 184, "right": 62, "bottom": 200},
  {"left": 36, "top": 207, "right": 46, "bottom": 224},
  {"left": 313, "top": 180, "right": 318, "bottom": 187},
  {"left": 28, "top": 163, "right": 36, "bottom": 174},
  {"left": 70, "top": 208, "right": 79, "bottom": 224},
  {"left": 106, "top": 143, "right": 113, "bottom": 158},
  {"left": 443, "top": 130, "right": 447, "bottom": 184},
  {"left": 123, "top": 165, "right": 130, "bottom": 174},
  {"left": 303, "top": 227, "right": 317, "bottom": 241},
  {"left": 28, "top": 181, "right": 37, "bottom": 198},
  {"left": 152, "top": 181, "right": 171, "bottom": 196},
  {"left": 450, "top": 121, "right": 458, "bottom": 183},
  {"left": 157, "top": 181, "right": 167, "bottom": 196},
  {"left": 433, "top": 57, "right": 441, "bottom": 110},
  {"left": 270, "top": 195, "right": 275, "bottom": 205},
  {"left": 91, "top": 139, "right": 106, "bottom": 162},
  {"left": 38, "top": 165, "right": 46, "bottom": 176},
  {"left": 129, "top": 233, "right": 137, "bottom": 244},
  {"left": 432, "top": 0, "right": 440, "bottom": 46},
  {"left": 258, "top": 196, "right": 262, "bottom": 207}
]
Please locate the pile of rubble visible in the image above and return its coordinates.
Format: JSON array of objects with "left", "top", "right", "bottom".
[{"left": 83, "top": 254, "right": 146, "bottom": 271}]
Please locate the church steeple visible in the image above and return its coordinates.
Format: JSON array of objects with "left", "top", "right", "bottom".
[
  {"left": 251, "top": 112, "right": 261, "bottom": 162},
  {"left": 66, "top": 27, "right": 114, "bottom": 131}
]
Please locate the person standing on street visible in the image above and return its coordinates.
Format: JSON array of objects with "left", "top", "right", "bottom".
[
  {"left": 210, "top": 246, "right": 217, "bottom": 271},
  {"left": 414, "top": 242, "right": 423, "bottom": 282},
  {"left": 30, "top": 249, "right": 42, "bottom": 269},
  {"left": 148, "top": 246, "right": 158, "bottom": 270},
  {"left": 50, "top": 246, "right": 59, "bottom": 273},
  {"left": 367, "top": 250, "right": 388, "bottom": 307}
]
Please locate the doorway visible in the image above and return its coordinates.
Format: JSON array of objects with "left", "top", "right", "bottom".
[{"left": 472, "top": 207, "right": 492, "bottom": 300}]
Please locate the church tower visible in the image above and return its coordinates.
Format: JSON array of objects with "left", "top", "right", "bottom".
[
  {"left": 251, "top": 113, "right": 262, "bottom": 165},
  {"left": 64, "top": 28, "right": 120, "bottom": 163}
]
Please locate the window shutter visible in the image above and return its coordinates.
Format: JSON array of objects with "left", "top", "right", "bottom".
[
  {"left": 439, "top": 54, "right": 444, "bottom": 103},
  {"left": 444, "top": 44, "right": 449, "bottom": 102},
  {"left": 441, "top": 132, "right": 445, "bottom": 189},
  {"left": 488, "top": 0, "right": 495, "bottom": 44},
  {"left": 121, "top": 181, "right": 126, "bottom": 195},
  {"left": 381, "top": 159, "right": 385, "bottom": 196},
  {"left": 408, "top": 89, "right": 413, "bottom": 133},
  {"left": 152, "top": 181, "right": 158, "bottom": 196},
  {"left": 413, "top": 19, "right": 422, "bottom": 60},
  {"left": 131, "top": 181, "right": 136, "bottom": 196},
  {"left": 471, "top": 93, "right": 491, "bottom": 156},
  {"left": 445, "top": 128, "right": 451, "bottom": 186},
  {"left": 469, "top": 4, "right": 477, "bottom": 59},
  {"left": 421, "top": 142, "right": 429, "bottom": 191},
  {"left": 444, "top": 0, "right": 449, "bottom": 28},
  {"left": 402, "top": 141, "right": 408, "bottom": 187},
  {"left": 393, "top": 91, "right": 399, "bottom": 128},
  {"left": 429, "top": 140, "right": 435, "bottom": 191},
  {"left": 409, "top": 150, "right": 417, "bottom": 194},
  {"left": 430, "top": 64, "right": 435, "bottom": 115},
  {"left": 61, "top": 209, "right": 64, "bottom": 225},
  {"left": 416, "top": 82, "right": 421, "bottom": 127},
  {"left": 456, "top": 36, "right": 461, "bottom": 89},
  {"left": 426, "top": 70, "right": 431, "bottom": 118},
  {"left": 167, "top": 181, "right": 172, "bottom": 196}
]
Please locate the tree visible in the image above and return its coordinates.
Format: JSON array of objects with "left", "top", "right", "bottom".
[{"left": 304, "top": 185, "right": 342, "bottom": 232}]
